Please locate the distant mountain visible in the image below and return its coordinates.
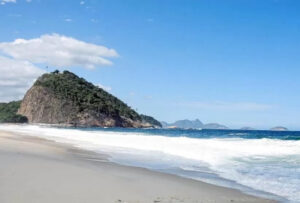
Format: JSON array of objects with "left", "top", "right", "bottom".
[
  {"left": 161, "top": 119, "right": 228, "bottom": 130},
  {"left": 160, "top": 121, "right": 169, "bottom": 128},
  {"left": 171, "top": 119, "right": 203, "bottom": 129},
  {"left": 202, "top": 123, "right": 229, "bottom": 130},
  {"left": 16, "top": 70, "right": 161, "bottom": 128},
  {"left": 270, "top": 126, "right": 288, "bottom": 131},
  {"left": 240, "top": 127, "right": 256, "bottom": 130}
]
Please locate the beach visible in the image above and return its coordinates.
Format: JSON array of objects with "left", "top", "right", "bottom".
[{"left": 0, "top": 130, "right": 274, "bottom": 203}]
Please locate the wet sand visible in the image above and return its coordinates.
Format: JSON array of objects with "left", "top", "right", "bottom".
[{"left": 0, "top": 131, "right": 276, "bottom": 203}]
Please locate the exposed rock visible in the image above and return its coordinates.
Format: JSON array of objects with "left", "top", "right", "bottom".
[
  {"left": 18, "top": 71, "right": 160, "bottom": 128},
  {"left": 140, "top": 114, "right": 162, "bottom": 128}
]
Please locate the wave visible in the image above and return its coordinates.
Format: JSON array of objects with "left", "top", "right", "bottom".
[{"left": 1, "top": 124, "right": 299, "bottom": 202}]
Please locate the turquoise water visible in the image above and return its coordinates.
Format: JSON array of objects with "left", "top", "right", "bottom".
[{"left": 1, "top": 125, "right": 300, "bottom": 202}]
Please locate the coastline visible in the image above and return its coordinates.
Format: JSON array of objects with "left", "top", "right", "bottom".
[{"left": 0, "top": 130, "right": 276, "bottom": 203}]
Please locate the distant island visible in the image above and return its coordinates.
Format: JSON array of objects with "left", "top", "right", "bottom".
[
  {"left": 160, "top": 120, "right": 290, "bottom": 131},
  {"left": 270, "top": 126, "right": 288, "bottom": 131},
  {"left": 0, "top": 70, "right": 161, "bottom": 128},
  {"left": 240, "top": 127, "right": 256, "bottom": 130},
  {"left": 161, "top": 119, "right": 228, "bottom": 130}
]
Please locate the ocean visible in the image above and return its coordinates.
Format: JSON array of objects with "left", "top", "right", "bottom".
[{"left": 1, "top": 124, "right": 300, "bottom": 202}]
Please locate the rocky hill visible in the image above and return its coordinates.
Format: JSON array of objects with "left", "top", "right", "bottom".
[
  {"left": 0, "top": 101, "right": 28, "bottom": 123},
  {"left": 17, "top": 70, "right": 161, "bottom": 128},
  {"left": 140, "top": 114, "right": 162, "bottom": 128}
]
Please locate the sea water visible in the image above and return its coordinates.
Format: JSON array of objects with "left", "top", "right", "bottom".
[{"left": 1, "top": 124, "right": 300, "bottom": 202}]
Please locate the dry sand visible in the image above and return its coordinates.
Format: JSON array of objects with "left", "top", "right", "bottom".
[{"left": 0, "top": 131, "right": 276, "bottom": 203}]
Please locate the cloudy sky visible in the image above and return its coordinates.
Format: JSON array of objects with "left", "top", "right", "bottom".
[{"left": 0, "top": 0, "right": 300, "bottom": 129}]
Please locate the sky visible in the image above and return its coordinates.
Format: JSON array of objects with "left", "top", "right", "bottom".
[{"left": 0, "top": 0, "right": 300, "bottom": 130}]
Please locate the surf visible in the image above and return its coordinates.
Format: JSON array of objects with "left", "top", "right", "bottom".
[{"left": 1, "top": 124, "right": 299, "bottom": 202}]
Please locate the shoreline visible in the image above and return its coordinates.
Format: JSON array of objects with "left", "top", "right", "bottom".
[{"left": 0, "top": 130, "right": 276, "bottom": 203}]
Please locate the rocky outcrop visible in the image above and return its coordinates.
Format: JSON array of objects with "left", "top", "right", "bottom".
[{"left": 18, "top": 71, "right": 160, "bottom": 128}]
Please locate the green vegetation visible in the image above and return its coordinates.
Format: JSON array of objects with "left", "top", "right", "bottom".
[
  {"left": 0, "top": 101, "right": 28, "bottom": 123},
  {"left": 140, "top": 114, "right": 162, "bottom": 127},
  {"left": 34, "top": 70, "right": 141, "bottom": 121}
]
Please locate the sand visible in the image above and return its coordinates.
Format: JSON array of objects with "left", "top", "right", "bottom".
[{"left": 0, "top": 131, "right": 276, "bottom": 203}]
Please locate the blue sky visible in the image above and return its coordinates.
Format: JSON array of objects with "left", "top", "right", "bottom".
[{"left": 0, "top": 0, "right": 300, "bottom": 129}]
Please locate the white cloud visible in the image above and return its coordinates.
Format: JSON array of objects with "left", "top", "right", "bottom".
[
  {"left": 1, "top": 0, "right": 16, "bottom": 5},
  {"left": 174, "top": 101, "right": 274, "bottom": 111},
  {"left": 26, "top": 0, "right": 31, "bottom": 2},
  {"left": 0, "top": 33, "right": 118, "bottom": 69},
  {"left": 0, "top": 56, "right": 45, "bottom": 102},
  {"left": 96, "top": 84, "right": 111, "bottom": 91},
  {"left": 64, "top": 18, "right": 72, "bottom": 22},
  {"left": 80, "top": 1, "right": 85, "bottom": 5}
]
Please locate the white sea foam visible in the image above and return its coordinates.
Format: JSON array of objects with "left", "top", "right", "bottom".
[{"left": 1, "top": 124, "right": 299, "bottom": 202}]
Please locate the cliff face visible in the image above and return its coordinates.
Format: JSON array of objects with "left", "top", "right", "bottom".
[{"left": 18, "top": 71, "right": 159, "bottom": 128}]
